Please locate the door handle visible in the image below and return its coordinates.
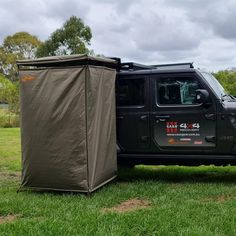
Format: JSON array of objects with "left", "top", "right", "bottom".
[
  {"left": 117, "top": 116, "right": 124, "bottom": 120},
  {"left": 140, "top": 115, "right": 148, "bottom": 121},
  {"left": 205, "top": 114, "right": 216, "bottom": 120},
  {"left": 155, "top": 115, "right": 170, "bottom": 122}
]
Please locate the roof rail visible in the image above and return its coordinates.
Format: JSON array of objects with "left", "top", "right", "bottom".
[
  {"left": 120, "top": 62, "right": 155, "bottom": 71},
  {"left": 151, "top": 62, "right": 194, "bottom": 69},
  {"left": 108, "top": 57, "right": 121, "bottom": 64}
]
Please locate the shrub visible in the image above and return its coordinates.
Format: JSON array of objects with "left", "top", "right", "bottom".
[
  {"left": 0, "top": 108, "right": 19, "bottom": 128},
  {"left": 0, "top": 74, "right": 19, "bottom": 115}
]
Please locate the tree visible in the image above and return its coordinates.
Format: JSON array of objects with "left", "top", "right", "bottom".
[
  {"left": 36, "top": 16, "right": 92, "bottom": 57},
  {"left": 214, "top": 70, "right": 236, "bottom": 95},
  {"left": 0, "top": 32, "right": 41, "bottom": 81},
  {"left": 0, "top": 74, "right": 19, "bottom": 114}
]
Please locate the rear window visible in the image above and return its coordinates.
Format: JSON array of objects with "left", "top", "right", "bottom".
[{"left": 117, "top": 78, "right": 145, "bottom": 106}]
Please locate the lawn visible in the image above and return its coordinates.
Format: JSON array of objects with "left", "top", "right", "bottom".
[
  {"left": 1, "top": 128, "right": 236, "bottom": 235},
  {"left": 0, "top": 107, "right": 19, "bottom": 128}
]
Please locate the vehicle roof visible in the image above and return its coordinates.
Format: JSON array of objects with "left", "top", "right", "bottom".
[{"left": 118, "top": 68, "right": 198, "bottom": 76}]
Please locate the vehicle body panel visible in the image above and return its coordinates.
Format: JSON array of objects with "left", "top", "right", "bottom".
[{"left": 116, "top": 66, "right": 236, "bottom": 165}]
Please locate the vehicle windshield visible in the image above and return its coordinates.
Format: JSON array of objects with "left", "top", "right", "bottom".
[{"left": 200, "top": 72, "right": 228, "bottom": 99}]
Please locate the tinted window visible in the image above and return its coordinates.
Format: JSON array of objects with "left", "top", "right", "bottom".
[
  {"left": 117, "top": 78, "right": 145, "bottom": 106},
  {"left": 157, "top": 77, "right": 200, "bottom": 105}
]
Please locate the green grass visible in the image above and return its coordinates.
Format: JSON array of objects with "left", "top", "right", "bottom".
[
  {"left": 0, "top": 128, "right": 21, "bottom": 172},
  {"left": 1, "top": 128, "right": 236, "bottom": 235},
  {"left": 0, "top": 108, "right": 19, "bottom": 128}
]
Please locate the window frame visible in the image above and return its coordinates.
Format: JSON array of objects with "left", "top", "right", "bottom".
[
  {"left": 155, "top": 74, "right": 204, "bottom": 108},
  {"left": 116, "top": 76, "right": 147, "bottom": 109}
]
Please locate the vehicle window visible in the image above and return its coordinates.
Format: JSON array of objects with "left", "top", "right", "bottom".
[
  {"left": 117, "top": 78, "right": 145, "bottom": 106},
  {"left": 157, "top": 77, "right": 200, "bottom": 105},
  {"left": 201, "top": 72, "right": 227, "bottom": 98}
]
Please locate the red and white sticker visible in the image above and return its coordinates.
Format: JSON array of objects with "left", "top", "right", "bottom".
[
  {"left": 179, "top": 123, "right": 200, "bottom": 129},
  {"left": 166, "top": 122, "right": 178, "bottom": 133},
  {"left": 194, "top": 140, "right": 203, "bottom": 145}
]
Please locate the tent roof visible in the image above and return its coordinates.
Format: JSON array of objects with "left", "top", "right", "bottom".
[{"left": 17, "top": 54, "right": 118, "bottom": 68}]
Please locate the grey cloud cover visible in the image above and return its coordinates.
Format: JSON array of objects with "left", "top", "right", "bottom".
[{"left": 1, "top": 0, "right": 236, "bottom": 71}]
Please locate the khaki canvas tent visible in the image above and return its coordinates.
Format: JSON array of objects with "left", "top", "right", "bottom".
[{"left": 17, "top": 54, "right": 118, "bottom": 193}]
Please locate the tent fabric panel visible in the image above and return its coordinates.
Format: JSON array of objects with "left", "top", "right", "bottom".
[
  {"left": 86, "top": 66, "right": 117, "bottom": 191},
  {"left": 19, "top": 67, "right": 88, "bottom": 191}
]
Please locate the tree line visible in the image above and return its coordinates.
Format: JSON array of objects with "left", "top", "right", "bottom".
[
  {"left": 1, "top": 15, "right": 236, "bottom": 115},
  {"left": 0, "top": 16, "right": 92, "bottom": 114},
  {"left": 213, "top": 70, "right": 236, "bottom": 95}
]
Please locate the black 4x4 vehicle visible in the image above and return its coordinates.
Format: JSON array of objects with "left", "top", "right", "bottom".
[{"left": 116, "top": 62, "right": 236, "bottom": 166}]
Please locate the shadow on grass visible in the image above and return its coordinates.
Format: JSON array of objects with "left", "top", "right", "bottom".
[
  {"left": 118, "top": 165, "right": 236, "bottom": 184},
  {"left": 17, "top": 166, "right": 236, "bottom": 196}
]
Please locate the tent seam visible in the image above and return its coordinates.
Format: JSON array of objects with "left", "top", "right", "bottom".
[{"left": 85, "top": 65, "right": 90, "bottom": 192}]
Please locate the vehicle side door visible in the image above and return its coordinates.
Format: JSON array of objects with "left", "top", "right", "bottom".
[
  {"left": 150, "top": 73, "right": 217, "bottom": 153},
  {"left": 116, "top": 75, "right": 150, "bottom": 153}
]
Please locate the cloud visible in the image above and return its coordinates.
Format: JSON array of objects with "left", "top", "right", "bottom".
[
  {"left": 129, "top": 3, "right": 204, "bottom": 51},
  {"left": 0, "top": 0, "right": 236, "bottom": 71},
  {"left": 0, "top": 0, "right": 89, "bottom": 41},
  {"left": 165, "top": 0, "right": 236, "bottom": 40}
]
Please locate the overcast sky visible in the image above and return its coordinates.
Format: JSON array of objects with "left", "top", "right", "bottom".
[{"left": 1, "top": 0, "right": 236, "bottom": 71}]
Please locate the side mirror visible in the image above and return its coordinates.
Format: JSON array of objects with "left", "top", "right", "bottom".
[{"left": 195, "top": 89, "right": 210, "bottom": 104}]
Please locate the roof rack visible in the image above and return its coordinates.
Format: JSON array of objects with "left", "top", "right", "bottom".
[
  {"left": 120, "top": 62, "right": 155, "bottom": 71},
  {"left": 119, "top": 61, "right": 194, "bottom": 71},
  {"left": 151, "top": 62, "right": 194, "bottom": 69},
  {"left": 108, "top": 57, "right": 121, "bottom": 64}
]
